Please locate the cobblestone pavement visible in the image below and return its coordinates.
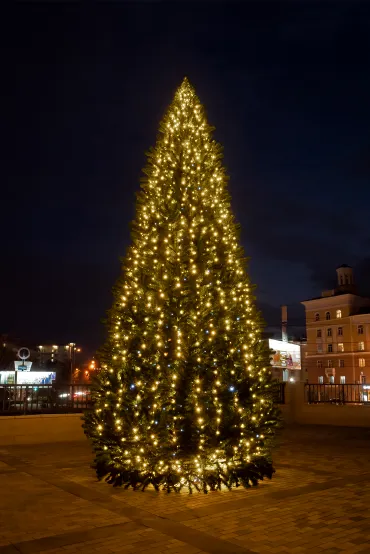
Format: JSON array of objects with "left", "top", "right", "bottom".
[{"left": 1, "top": 425, "right": 370, "bottom": 554}]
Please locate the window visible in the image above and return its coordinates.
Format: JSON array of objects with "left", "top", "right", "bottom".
[
  {"left": 361, "top": 375, "right": 366, "bottom": 384},
  {"left": 326, "top": 312, "right": 331, "bottom": 320},
  {"left": 317, "top": 360, "right": 323, "bottom": 369},
  {"left": 329, "top": 375, "right": 335, "bottom": 384},
  {"left": 318, "top": 376, "right": 324, "bottom": 384},
  {"left": 328, "top": 359, "right": 333, "bottom": 368},
  {"left": 338, "top": 327, "right": 343, "bottom": 336},
  {"left": 358, "top": 325, "right": 364, "bottom": 335},
  {"left": 359, "top": 341, "right": 365, "bottom": 351},
  {"left": 338, "top": 343, "right": 344, "bottom": 352},
  {"left": 317, "top": 344, "right": 323, "bottom": 353},
  {"left": 336, "top": 309, "right": 342, "bottom": 318},
  {"left": 339, "top": 359, "right": 345, "bottom": 368},
  {"left": 317, "top": 329, "right": 322, "bottom": 338},
  {"left": 340, "top": 276, "right": 343, "bottom": 285},
  {"left": 340, "top": 375, "right": 346, "bottom": 384},
  {"left": 328, "top": 344, "right": 333, "bottom": 353},
  {"left": 327, "top": 328, "right": 332, "bottom": 337},
  {"left": 315, "top": 313, "right": 320, "bottom": 322},
  {"left": 359, "top": 358, "right": 365, "bottom": 368}
]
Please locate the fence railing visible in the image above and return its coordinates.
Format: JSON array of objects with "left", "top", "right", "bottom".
[
  {"left": 305, "top": 383, "right": 370, "bottom": 404},
  {"left": 271, "top": 382, "right": 286, "bottom": 404},
  {"left": 0, "top": 381, "right": 286, "bottom": 415},
  {"left": 0, "top": 384, "right": 93, "bottom": 415}
]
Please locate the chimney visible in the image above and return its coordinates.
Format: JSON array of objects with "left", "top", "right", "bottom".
[{"left": 281, "top": 305, "right": 288, "bottom": 342}]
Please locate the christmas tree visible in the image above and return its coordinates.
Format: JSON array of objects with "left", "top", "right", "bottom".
[{"left": 84, "top": 78, "right": 280, "bottom": 493}]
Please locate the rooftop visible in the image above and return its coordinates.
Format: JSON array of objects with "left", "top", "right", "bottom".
[{"left": 301, "top": 290, "right": 362, "bottom": 303}]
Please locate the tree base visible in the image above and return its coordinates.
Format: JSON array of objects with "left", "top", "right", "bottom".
[{"left": 93, "top": 453, "right": 275, "bottom": 493}]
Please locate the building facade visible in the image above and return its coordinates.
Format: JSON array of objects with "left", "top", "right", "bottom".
[
  {"left": 36, "top": 343, "right": 79, "bottom": 367},
  {"left": 0, "top": 340, "right": 81, "bottom": 383},
  {"left": 302, "top": 265, "right": 370, "bottom": 384}
]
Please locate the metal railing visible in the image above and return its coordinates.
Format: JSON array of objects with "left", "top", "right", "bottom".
[
  {"left": 0, "top": 384, "right": 93, "bottom": 415},
  {"left": 0, "top": 381, "right": 286, "bottom": 415},
  {"left": 271, "top": 382, "right": 286, "bottom": 404},
  {"left": 305, "top": 383, "right": 370, "bottom": 404}
]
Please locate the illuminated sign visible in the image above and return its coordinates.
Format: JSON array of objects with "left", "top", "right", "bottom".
[
  {"left": 0, "top": 371, "right": 56, "bottom": 385},
  {"left": 14, "top": 361, "right": 32, "bottom": 372},
  {"left": 268, "top": 339, "right": 301, "bottom": 371}
]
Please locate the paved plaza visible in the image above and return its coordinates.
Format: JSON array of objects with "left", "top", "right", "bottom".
[{"left": 1, "top": 425, "right": 370, "bottom": 554}]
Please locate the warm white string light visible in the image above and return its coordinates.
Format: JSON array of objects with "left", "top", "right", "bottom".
[{"left": 84, "top": 77, "right": 279, "bottom": 493}]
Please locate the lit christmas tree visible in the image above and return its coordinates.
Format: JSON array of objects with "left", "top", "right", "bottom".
[{"left": 84, "top": 78, "right": 280, "bottom": 492}]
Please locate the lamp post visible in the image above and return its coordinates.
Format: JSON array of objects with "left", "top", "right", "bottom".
[
  {"left": 68, "top": 343, "right": 76, "bottom": 383},
  {"left": 67, "top": 344, "right": 82, "bottom": 383}
]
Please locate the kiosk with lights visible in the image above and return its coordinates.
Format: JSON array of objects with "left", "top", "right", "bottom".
[{"left": 0, "top": 347, "right": 56, "bottom": 385}]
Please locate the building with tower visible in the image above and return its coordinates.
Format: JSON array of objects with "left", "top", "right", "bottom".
[{"left": 302, "top": 265, "right": 370, "bottom": 384}]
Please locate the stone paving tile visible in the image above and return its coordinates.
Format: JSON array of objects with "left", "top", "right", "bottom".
[
  {"left": 0, "top": 471, "right": 130, "bottom": 547},
  {"left": 34, "top": 529, "right": 206, "bottom": 554},
  {"left": 2, "top": 425, "right": 370, "bottom": 554},
  {"left": 181, "top": 480, "right": 370, "bottom": 553},
  {"left": 58, "top": 463, "right": 332, "bottom": 520}
]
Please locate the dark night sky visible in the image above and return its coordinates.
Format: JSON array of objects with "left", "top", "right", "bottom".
[{"left": 3, "top": 2, "right": 370, "bottom": 352}]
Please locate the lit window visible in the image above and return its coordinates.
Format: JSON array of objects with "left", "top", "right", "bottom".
[
  {"left": 340, "top": 375, "right": 345, "bottom": 384},
  {"left": 315, "top": 313, "right": 320, "bottom": 322},
  {"left": 327, "top": 328, "right": 332, "bottom": 337},
  {"left": 338, "top": 343, "right": 344, "bottom": 352},
  {"left": 338, "top": 327, "right": 343, "bottom": 336},
  {"left": 359, "top": 342, "right": 365, "bottom": 351},
  {"left": 326, "top": 312, "right": 331, "bottom": 320},
  {"left": 359, "top": 358, "right": 365, "bottom": 368},
  {"left": 317, "top": 329, "right": 322, "bottom": 338},
  {"left": 317, "top": 360, "right": 323, "bottom": 369},
  {"left": 339, "top": 359, "right": 345, "bottom": 368},
  {"left": 358, "top": 325, "right": 364, "bottom": 335},
  {"left": 318, "top": 376, "right": 324, "bottom": 383},
  {"left": 336, "top": 309, "right": 342, "bottom": 318},
  {"left": 329, "top": 375, "right": 334, "bottom": 383},
  {"left": 328, "top": 344, "right": 333, "bottom": 353},
  {"left": 328, "top": 359, "right": 333, "bottom": 368}
]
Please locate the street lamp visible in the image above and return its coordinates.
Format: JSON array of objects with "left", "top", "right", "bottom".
[{"left": 68, "top": 343, "right": 76, "bottom": 383}]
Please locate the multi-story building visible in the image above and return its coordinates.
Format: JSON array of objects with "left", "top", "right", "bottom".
[
  {"left": 302, "top": 265, "right": 370, "bottom": 384},
  {"left": 36, "top": 343, "right": 80, "bottom": 367},
  {"left": 0, "top": 340, "right": 82, "bottom": 383}
]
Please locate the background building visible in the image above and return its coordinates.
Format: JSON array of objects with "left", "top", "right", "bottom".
[
  {"left": 0, "top": 339, "right": 82, "bottom": 384},
  {"left": 302, "top": 265, "right": 370, "bottom": 384}
]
